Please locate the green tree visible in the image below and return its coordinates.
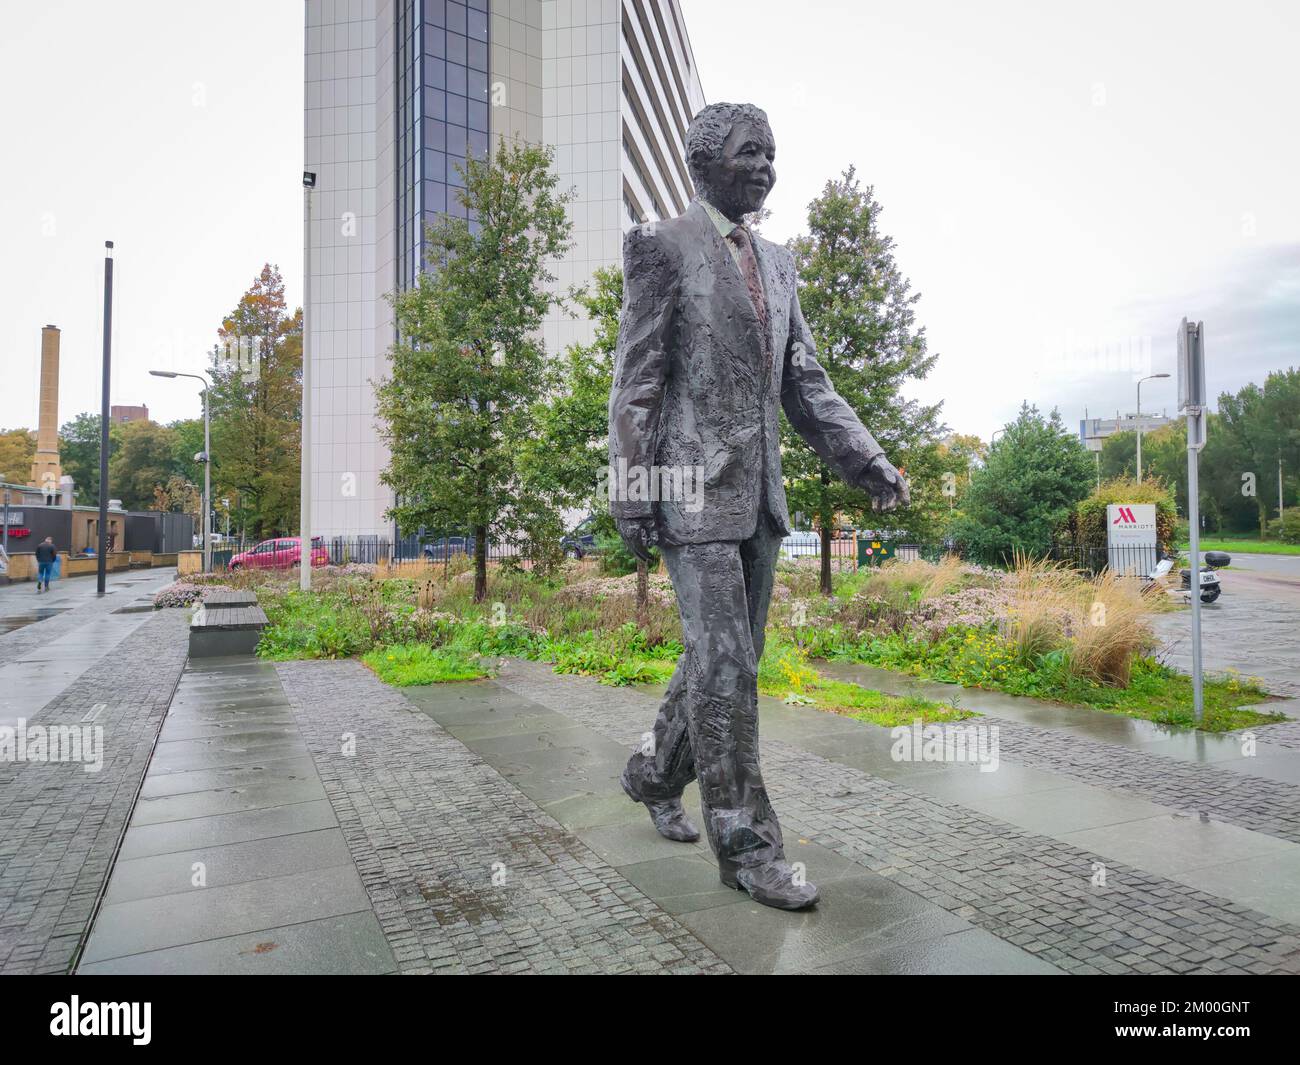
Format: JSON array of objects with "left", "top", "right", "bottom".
[
  {"left": 781, "top": 167, "right": 944, "bottom": 593},
  {"left": 523, "top": 265, "right": 648, "bottom": 580},
  {"left": 57, "top": 413, "right": 104, "bottom": 503},
  {"left": 1099, "top": 430, "right": 1136, "bottom": 481},
  {"left": 523, "top": 265, "right": 620, "bottom": 509},
  {"left": 377, "top": 139, "right": 574, "bottom": 601},
  {"left": 208, "top": 264, "right": 303, "bottom": 540},
  {"left": 0, "top": 428, "right": 36, "bottom": 485},
  {"left": 168, "top": 418, "right": 205, "bottom": 489},
  {"left": 1217, "top": 369, "right": 1300, "bottom": 537},
  {"left": 108, "top": 420, "right": 180, "bottom": 511},
  {"left": 950, "top": 403, "right": 1094, "bottom": 564}
]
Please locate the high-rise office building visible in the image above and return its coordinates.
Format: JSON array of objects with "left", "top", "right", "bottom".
[{"left": 304, "top": 0, "right": 705, "bottom": 539}]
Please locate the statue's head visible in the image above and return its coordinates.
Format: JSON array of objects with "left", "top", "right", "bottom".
[{"left": 686, "top": 102, "right": 776, "bottom": 223}]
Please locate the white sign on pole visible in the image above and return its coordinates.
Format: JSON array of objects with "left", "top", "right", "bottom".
[
  {"left": 1107, "top": 503, "right": 1158, "bottom": 575},
  {"left": 1177, "top": 318, "right": 1206, "bottom": 412}
]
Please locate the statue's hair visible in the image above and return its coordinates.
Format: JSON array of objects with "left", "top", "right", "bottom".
[{"left": 685, "top": 102, "right": 771, "bottom": 190}]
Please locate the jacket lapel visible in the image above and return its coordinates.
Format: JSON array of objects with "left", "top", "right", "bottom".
[
  {"left": 687, "top": 201, "right": 765, "bottom": 350},
  {"left": 750, "top": 237, "right": 783, "bottom": 374}
]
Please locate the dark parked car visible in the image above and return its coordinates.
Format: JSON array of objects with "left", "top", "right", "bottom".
[
  {"left": 422, "top": 536, "right": 476, "bottom": 561},
  {"left": 560, "top": 516, "right": 599, "bottom": 559}
]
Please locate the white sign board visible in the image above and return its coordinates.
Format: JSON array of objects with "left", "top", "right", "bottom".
[
  {"left": 1107, "top": 503, "right": 1158, "bottom": 575},
  {"left": 1177, "top": 318, "right": 1206, "bottom": 412}
]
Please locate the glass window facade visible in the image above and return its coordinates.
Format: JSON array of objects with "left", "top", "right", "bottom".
[{"left": 397, "top": 0, "right": 489, "bottom": 290}]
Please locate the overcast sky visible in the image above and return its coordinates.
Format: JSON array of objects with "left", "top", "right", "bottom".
[{"left": 2, "top": 0, "right": 1296, "bottom": 444}]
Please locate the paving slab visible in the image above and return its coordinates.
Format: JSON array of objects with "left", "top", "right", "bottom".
[
  {"left": 116, "top": 799, "right": 339, "bottom": 859},
  {"left": 493, "top": 658, "right": 1300, "bottom": 974},
  {"left": 80, "top": 658, "right": 398, "bottom": 975},
  {"left": 102, "top": 828, "right": 355, "bottom": 903},
  {"left": 76, "top": 912, "right": 396, "bottom": 975},
  {"left": 81, "top": 864, "right": 374, "bottom": 963}
]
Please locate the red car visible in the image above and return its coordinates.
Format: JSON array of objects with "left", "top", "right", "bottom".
[{"left": 228, "top": 536, "right": 329, "bottom": 571}]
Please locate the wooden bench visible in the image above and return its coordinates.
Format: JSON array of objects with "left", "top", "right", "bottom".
[
  {"left": 189, "top": 600, "right": 269, "bottom": 658},
  {"left": 201, "top": 587, "right": 259, "bottom": 610}
]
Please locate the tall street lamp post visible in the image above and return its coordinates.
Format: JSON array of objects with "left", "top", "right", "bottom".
[
  {"left": 97, "top": 242, "right": 114, "bottom": 595},
  {"left": 301, "top": 171, "right": 316, "bottom": 592},
  {"left": 151, "top": 369, "right": 212, "bottom": 572},
  {"left": 1135, "top": 373, "right": 1170, "bottom": 482}
]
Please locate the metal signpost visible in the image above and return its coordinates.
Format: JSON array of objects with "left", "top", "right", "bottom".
[{"left": 1178, "top": 318, "right": 1207, "bottom": 723}]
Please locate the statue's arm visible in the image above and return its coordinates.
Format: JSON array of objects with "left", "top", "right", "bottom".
[
  {"left": 608, "top": 225, "right": 675, "bottom": 521},
  {"left": 780, "top": 282, "right": 886, "bottom": 489}
]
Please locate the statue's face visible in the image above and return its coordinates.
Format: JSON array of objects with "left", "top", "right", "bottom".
[{"left": 702, "top": 119, "right": 776, "bottom": 222}]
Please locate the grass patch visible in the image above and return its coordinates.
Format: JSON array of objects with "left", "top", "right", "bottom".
[
  {"left": 362, "top": 643, "right": 488, "bottom": 685},
  {"left": 757, "top": 638, "right": 973, "bottom": 727},
  {"left": 833, "top": 628, "right": 1281, "bottom": 731},
  {"left": 249, "top": 554, "right": 1278, "bottom": 733},
  {"left": 1182, "top": 538, "right": 1300, "bottom": 556}
]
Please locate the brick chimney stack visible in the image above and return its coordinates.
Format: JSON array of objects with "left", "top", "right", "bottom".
[{"left": 29, "top": 324, "right": 64, "bottom": 499}]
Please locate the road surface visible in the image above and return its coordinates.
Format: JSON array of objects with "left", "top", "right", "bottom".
[{"left": 1154, "top": 552, "right": 1300, "bottom": 698}]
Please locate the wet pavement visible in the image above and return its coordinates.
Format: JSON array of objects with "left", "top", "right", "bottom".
[
  {"left": 84, "top": 652, "right": 1300, "bottom": 974},
  {"left": 23, "top": 557, "right": 1300, "bottom": 974},
  {"left": 79, "top": 658, "right": 397, "bottom": 975},
  {"left": 0, "top": 569, "right": 177, "bottom": 731},
  {"left": 1155, "top": 551, "right": 1300, "bottom": 697}
]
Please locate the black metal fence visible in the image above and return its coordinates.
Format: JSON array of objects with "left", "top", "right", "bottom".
[
  {"left": 203, "top": 532, "right": 1165, "bottom": 579},
  {"left": 207, "top": 534, "right": 528, "bottom": 572},
  {"left": 1048, "top": 542, "right": 1162, "bottom": 577}
]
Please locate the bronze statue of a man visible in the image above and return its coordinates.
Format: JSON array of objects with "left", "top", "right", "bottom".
[{"left": 608, "top": 102, "right": 909, "bottom": 910}]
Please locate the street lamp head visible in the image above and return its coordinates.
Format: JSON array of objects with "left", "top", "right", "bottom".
[{"left": 149, "top": 370, "right": 178, "bottom": 378}]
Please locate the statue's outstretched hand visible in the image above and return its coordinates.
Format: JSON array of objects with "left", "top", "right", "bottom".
[
  {"left": 862, "top": 454, "right": 910, "bottom": 512},
  {"left": 615, "top": 515, "right": 659, "bottom": 564}
]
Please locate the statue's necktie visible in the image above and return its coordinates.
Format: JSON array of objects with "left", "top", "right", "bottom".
[{"left": 726, "top": 225, "right": 769, "bottom": 341}]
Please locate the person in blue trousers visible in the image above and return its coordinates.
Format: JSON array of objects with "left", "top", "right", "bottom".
[{"left": 34, "top": 537, "right": 58, "bottom": 592}]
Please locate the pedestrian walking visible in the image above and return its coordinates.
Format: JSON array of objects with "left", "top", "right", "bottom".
[{"left": 34, "top": 536, "right": 58, "bottom": 593}]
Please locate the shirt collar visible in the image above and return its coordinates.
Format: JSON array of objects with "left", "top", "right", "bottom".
[{"left": 698, "top": 197, "right": 741, "bottom": 239}]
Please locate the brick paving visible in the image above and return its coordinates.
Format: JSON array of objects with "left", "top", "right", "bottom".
[
  {"left": 977, "top": 716, "right": 1300, "bottom": 845},
  {"left": 1253, "top": 719, "right": 1300, "bottom": 749},
  {"left": 0, "top": 608, "right": 191, "bottom": 973},
  {"left": 493, "top": 659, "right": 1300, "bottom": 975},
  {"left": 274, "top": 660, "right": 730, "bottom": 974}
]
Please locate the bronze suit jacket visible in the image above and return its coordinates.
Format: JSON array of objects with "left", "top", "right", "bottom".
[{"left": 608, "top": 200, "right": 885, "bottom": 545}]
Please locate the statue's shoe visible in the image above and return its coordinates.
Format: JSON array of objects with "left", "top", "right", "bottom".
[
  {"left": 720, "top": 860, "right": 820, "bottom": 910},
  {"left": 620, "top": 769, "right": 700, "bottom": 842}
]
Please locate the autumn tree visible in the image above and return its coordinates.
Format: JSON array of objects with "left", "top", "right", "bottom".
[
  {"left": 208, "top": 264, "right": 303, "bottom": 539},
  {"left": 0, "top": 428, "right": 36, "bottom": 485}
]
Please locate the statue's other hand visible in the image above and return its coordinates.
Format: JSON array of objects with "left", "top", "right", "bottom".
[
  {"left": 615, "top": 515, "right": 659, "bottom": 564},
  {"left": 862, "top": 455, "right": 910, "bottom": 512}
]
